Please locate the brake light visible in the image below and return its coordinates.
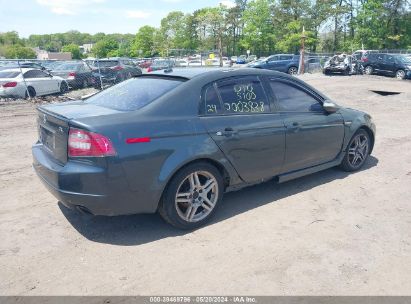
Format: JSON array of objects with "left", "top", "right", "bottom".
[
  {"left": 68, "top": 72, "right": 76, "bottom": 80},
  {"left": 2, "top": 82, "right": 17, "bottom": 88},
  {"left": 362, "top": 58, "right": 368, "bottom": 62},
  {"left": 126, "top": 137, "right": 151, "bottom": 144},
  {"left": 147, "top": 67, "right": 152, "bottom": 72},
  {"left": 68, "top": 128, "right": 116, "bottom": 157},
  {"left": 112, "top": 65, "right": 123, "bottom": 71}
]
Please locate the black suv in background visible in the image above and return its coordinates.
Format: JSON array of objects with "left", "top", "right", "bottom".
[
  {"left": 90, "top": 58, "right": 142, "bottom": 88},
  {"left": 363, "top": 53, "right": 411, "bottom": 79}
]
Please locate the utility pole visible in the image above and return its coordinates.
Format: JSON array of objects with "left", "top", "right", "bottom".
[{"left": 300, "top": 26, "right": 307, "bottom": 74}]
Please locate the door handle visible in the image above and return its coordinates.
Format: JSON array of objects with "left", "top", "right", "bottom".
[
  {"left": 216, "top": 127, "right": 237, "bottom": 136},
  {"left": 289, "top": 122, "right": 301, "bottom": 132}
]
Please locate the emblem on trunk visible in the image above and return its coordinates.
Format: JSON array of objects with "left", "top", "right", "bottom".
[{"left": 43, "top": 113, "right": 47, "bottom": 124}]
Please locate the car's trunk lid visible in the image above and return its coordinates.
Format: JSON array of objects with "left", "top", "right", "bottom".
[{"left": 37, "top": 101, "right": 122, "bottom": 164}]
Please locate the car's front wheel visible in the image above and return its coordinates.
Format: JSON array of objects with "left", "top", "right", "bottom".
[
  {"left": 159, "top": 162, "right": 223, "bottom": 229},
  {"left": 396, "top": 69, "right": 406, "bottom": 80},
  {"left": 288, "top": 66, "right": 298, "bottom": 75},
  {"left": 340, "top": 129, "right": 370, "bottom": 172},
  {"left": 364, "top": 66, "right": 373, "bottom": 75}
]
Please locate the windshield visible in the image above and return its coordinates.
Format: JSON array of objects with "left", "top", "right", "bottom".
[
  {"left": 53, "top": 63, "right": 80, "bottom": 70},
  {"left": 0, "top": 71, "right": 21, "bottom": 78},
  {"left": 93, "top": 61, "right": 118, "bottom": 68},
  {"left": 396, "top": 55, "right": 411, "bottom": 64},
  {"left": 85, "top": 77, "right": 184, "bottom": 111}
]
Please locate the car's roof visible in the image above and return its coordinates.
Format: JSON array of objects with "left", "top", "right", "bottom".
[
  {"left": 147, "top": 67, "right": 294, "bottom": 80},
  {"left": 0, "top": 68, "right": 36, "bottom": 73}
]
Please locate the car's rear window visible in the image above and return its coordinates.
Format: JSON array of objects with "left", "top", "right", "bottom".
[
  {"left": 54, "top": 63, "right": 80, "bottom": 70},
  {"left": 85, "top": 77, "right": 183, "bottom": 111},
  {"left": 0, "top": 71, "right": 20, "bottom": 78},
  {"left": 93, "top": 61, "right": 118, "bottom": 68}
]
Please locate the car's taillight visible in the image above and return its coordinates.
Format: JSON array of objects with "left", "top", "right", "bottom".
[
  {"left": 68, "top": 72, "right": 76, "bottom": 79},
  {"left": 2, "top": 82, "right": 17, "bottom": 88},
  {"left": 68, "top": 128, "right": 116, "bottom": 157},
  {"left": 147, "top": 67, "right": 152, "bottom": 72},
  {"left": 362, "top": 58, "right": 368, "bottom": 62},
  {"left": 112, "top": 65, "right": 123, "bottom": 71}
]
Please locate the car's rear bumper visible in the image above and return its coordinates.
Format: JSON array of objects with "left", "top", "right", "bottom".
[{"left": 32, "top": 143, "right": 157, "bottom": 216}]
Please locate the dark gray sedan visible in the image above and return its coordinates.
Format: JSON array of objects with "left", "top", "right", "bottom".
[{"left": 32, "top": 68, "right": 376, "bottom": 229}]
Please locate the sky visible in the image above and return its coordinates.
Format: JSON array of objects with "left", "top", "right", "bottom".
[{"left": 0, "top": 0, "right": 236, "bottom": 38}]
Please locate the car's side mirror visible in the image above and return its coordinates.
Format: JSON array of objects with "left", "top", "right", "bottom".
[{"left": 323, "top": 101, "right": 340, "bottom": 113}]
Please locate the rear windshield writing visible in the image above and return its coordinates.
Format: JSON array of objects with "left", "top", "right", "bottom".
[
  {"left": 217, "top": 79, "right": 269, "bottom": 114},
  {"left": 85, "top": 77, "right": 182, "bottom": 111}
]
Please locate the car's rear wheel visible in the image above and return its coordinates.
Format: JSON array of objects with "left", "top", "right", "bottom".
[
  {"left": 364, "top": 66, "right": 373, "bottom": 75},
  {"left": 340, "top": 129, "right": 370, "bottom": 172},
  {"left": 159, "top": 162, "right": 223, "bottom": 229},
  {"left": 82, "top": 79, "right": 88, "bottom": 88},
  {"left": 288, "top": 66, "right": 298, "bottom": 75},
  {"left": 25, "top": 86, "right": 36, "bottom": 99},
  {"left": 396, "top": 69, "right": 406, "bottom": 80},
  {"left": 60, "top": 82, "right": 68, "bottom": 94}
]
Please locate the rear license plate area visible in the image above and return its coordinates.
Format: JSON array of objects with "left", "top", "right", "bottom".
[{"left": 40, "top": 126, "right": 55, "bottom": 151}]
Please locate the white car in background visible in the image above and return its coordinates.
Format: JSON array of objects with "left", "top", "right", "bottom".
[
  {"left": 175, "top": 59, "right": 189, "bottom": 67},
  {"left": 0, "top": 68, "right": 68, "bottom": 98},
  {"left": 188, "top": 60, "right": 205, "bottom": 67}
]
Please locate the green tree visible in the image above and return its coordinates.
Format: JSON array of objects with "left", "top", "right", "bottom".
[
  {"left": 5, "top": 45, "right": 36, "bottom": 59},
  {"left": 132, "top": 26, "right": 157, "bottom": 57},
  {"left": 61, "top": 43, "right": 81, "bottom": 59},
  {"left": 92, "top": 38, "right": 119, "bottom": 58}
]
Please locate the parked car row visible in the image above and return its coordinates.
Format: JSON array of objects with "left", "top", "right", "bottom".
[{"left": 0, "top": 57, "right": 143, "bottom": 98}]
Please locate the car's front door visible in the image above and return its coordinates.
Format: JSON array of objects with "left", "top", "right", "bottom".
[
  {"left": 266, "top": 56, "right": 280, "bottom": 71},
  {"left": 380, "top": 54, "right": 396, "bottom": 75},
  {"left": 200, "top": 76, "right": 286, "bottom": 183},
  {"left": 268, "top": 78, "right": 345, "bottom": 173}
]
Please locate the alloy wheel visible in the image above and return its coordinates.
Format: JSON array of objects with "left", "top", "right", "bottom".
[
  {"left": 365, "top": 66, "right": 373, "bottom": 75},
  {"left": 288, "top": 67, "right": 298, "bottom": 75},
  {"left": 175, "top": 171, "right": 219, "bottom": 223},
  {"left": 348, "top": 134, "right": 369, "bottom": 168},
  {"left": 396, "top": 70, "right": 405, "bottom": 79}
]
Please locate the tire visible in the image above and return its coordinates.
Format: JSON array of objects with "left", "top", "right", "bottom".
[
  {"left": 364, "top": 66, "right": 373, "bottom": 75},
  {"left": 25, "top": 86, "right": 36, "bottom": 99},
  {"left": 158, "top": 162, "right": 224, "bottom": 230},
  {"left": 343, "top": 68, "right": 350, "bottom": 76},
  {"left": 395, "top": 69, "right": 406, "bottom": 80},
  {"left": 82, "top": 79, "right": 88, "bottom": 89},
  {"left": 60, "top": 82, "right": 68, "bottom": 94},
  {"left": 288, "top": 66, "right": 298, "bottom": 75},
  {"left": 340, "top": 129, "right": 370, "bottom": 172}
]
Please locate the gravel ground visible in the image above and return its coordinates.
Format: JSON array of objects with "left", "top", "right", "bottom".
[{"left": 0, "top": 74, "right": 410, "bottom": 295}]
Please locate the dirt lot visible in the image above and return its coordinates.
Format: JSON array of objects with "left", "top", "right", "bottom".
[{"left": 0, "top": 74, "right": 410, "bottom": 295}]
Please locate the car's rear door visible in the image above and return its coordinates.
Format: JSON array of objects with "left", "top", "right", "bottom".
[
  {"left": 380, "top": 54, "right": 396, "bottom": 75},
  {"left": 200, "top": 76, "right": 286, "bottom": 183},
  {"left": 23, "top": 70, "right": 48, "bottom": 95},
  {"left": 268, "top": 78, "right": 344, "bottom": 173}
]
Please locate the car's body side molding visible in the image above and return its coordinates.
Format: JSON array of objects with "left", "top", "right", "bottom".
[{"left": 277, "top": 153, "right": 345, "bottom": 183}]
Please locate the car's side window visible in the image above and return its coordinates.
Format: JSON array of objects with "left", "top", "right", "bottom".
[
  {"left": 280, "top": 55, "right": 292, "bottom": 60},
  {"left": 268, "top": 56, "right": 278, "bottom": 62},
  {"left": 23, "top": 71, "right": 35, "bottom": 79},
  {"left": 216, "top": 77, "right": 270, "bottom": 115},
  {"left": 385, "top": 55, "right": 394, "bottom": 63},
  {"left": 269, "top": 80, "right": 322, "bottom": 112},
  {"left": 203, "top": 85, "right": 222, "bottom": 115}
]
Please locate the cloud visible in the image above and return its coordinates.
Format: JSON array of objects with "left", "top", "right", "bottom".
[
  {"left": 219, "top": 0, "right": 236, "bottom": 8},
  {"left": 36, "top": 0, "right": 106, "bottom": 15},
  {"left": 126, "top": 10, "right": 152, "bottom": 19}
]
